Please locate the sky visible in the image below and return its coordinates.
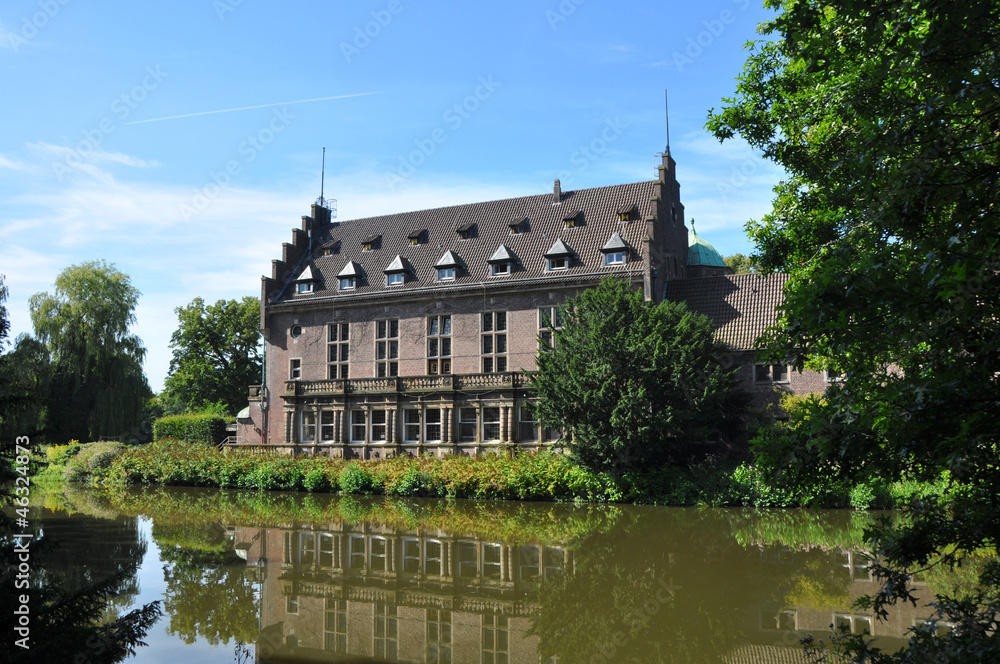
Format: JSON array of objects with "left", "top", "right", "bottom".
[{"left": 0, "top": 0, "right": 784, "bottom": 391}]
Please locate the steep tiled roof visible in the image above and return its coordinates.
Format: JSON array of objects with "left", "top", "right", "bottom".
[
  {"left": 665, "top": 273, "right": 788, "bottom": 350},
  {"left": 544, "top": 238, "right": 574, "bottom": 257},
  {"left": 289, "top": 180, "right": 659, "bottom": 302}
]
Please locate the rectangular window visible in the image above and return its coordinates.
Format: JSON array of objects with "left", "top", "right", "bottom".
[
  {"left": 483, "top": 543, "right": 502, "bottom": 579},
  {"left": 290, "top": 358, "right": 301, "bottom": 380},
  {"left": 482, "top": 312, "right": 508, "bottom": 373},
  {"left": 319, "top": 533, "right": 334, "bottom": 567},
  {"left": 297, "top": 282, "right": 313, "bottom": 294},
  {"left": 301, "top": 411, "right": 316, "bottom": 442},
  {"left": 386, "top": 272, "right": 404, "bottom": 286},
  {"left": 518, "top": 405, "right": 538, "bottom": 442},
  {"left": 402, "top": 539, "right": 420, "bottom": 574},
  {"left": 491, "top": 262, "right": 510, "bottom": 276},
  {"left": 604, "top": 251, "right": 625, "bottom": 265},
  {"left": 373, "top": 603, "right": 398, "bottom": 660},
  {"left": 482, "top": 614, "right": 509, "bottom": 664},
  {"left": 376, "top": 319, "right": 399, "bottom": 377},
  {"left": 350, "top": 410, "right": 367, "bottom": 443},
  {"left": 327, "top": 324, "right": 349, "bottom": 379},
  {"left": 539, "top": 306, "right": 563, "bottom": 350},
  {"left": 457, "top": 542, "right": 478, "bottom": 578},
  {"left": 482, "top": 407, "right": 501, "bottom": 442},
  {"left": 403, "top": 410, "right": 421, "bottom": 443},
  {"left": 370, "top": 410, "right": 387, "bottom": 442},
  {"left": 754, "top": 364, "right": 790, "bottom": 384},
  {"left": 459, "top": 407, "right": 477, "bottom": 442},
  {"left": 425, "top": 408, "right": 442, "bottom": 442},
  {"left": 548, "top": 256, "right": 569, "bottom": 270},
  {"left": 349, "top": 535, "right": 366, "bottom": 570},
  {"left": 426, "top": 609, "right": 452, "bottom": 664},
  {"left": 424, "top": 540, "right": 443, "bottom": 576},
  {"left": 370, "top": 536, "right": 387, "bottom": 571},
  {"left": 339, "top": 277, "right": 356, "bottom": 290},
  {"left": 324, "top": 599, "right": 348, "bottom": 653},
  {"left": 427, "top": 316, "right": 452, "bottom": 374},
  {"left": 437, "top": 267, "right": 455, "bottom": 281},
  {"left": 320, "top": 411, "right": 335, "bottom": 442},
  {"left": 519, "top": 545, "right": 540, "bottom": 581}
]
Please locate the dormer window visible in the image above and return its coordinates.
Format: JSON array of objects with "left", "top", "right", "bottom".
[
  {"left": 362, "top": 235, "right": 380, "bottom": 251},
  {"left": 437, "top": 267, "right": 456, "bottom": 281},
  {"left": 408, "top": 229, "right": 425, "bottom": 246},
  {"left": 617, "top": 203, "right": 637, "bottom": 222},
  {"left": 456, "top": 222, "right": 475, "bottom": 240},
  {"left": 337, "top": 261, "right": 361, "bottom": 290},
  {"left": 509, "top": 217, "right": 528, "bottom": 235},
  {"left": 383, "top": 255, "right": 411, "bottom": 287},
  {"left": 434, "top": 250, "right": 461, "bottom": 282},
  {"left": 544, "top": 239, "right": 574, "bottom": 271},
  {"left": 563, "top": 210, "right": 582, "bottom": 228},
  {"left": 319, "top": 240, "right": 340, "bottom": 257},
  {"left": 600, "top": 232, "right": 630, "bottom": 267},
  {"left": 487, "top": 245, "right": 516, "bottom": 277},
  {"left": 294, "top": 265, "right": 316, "bottom": 294}
]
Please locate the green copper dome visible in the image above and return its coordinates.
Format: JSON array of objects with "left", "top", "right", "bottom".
[{"left": 687, "top": 222, "right": 727, "bottom": 268}]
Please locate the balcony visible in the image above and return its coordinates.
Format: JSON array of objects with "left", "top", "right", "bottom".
[{"left": 283, "top": 372, "right": 528, "bottom": 397}]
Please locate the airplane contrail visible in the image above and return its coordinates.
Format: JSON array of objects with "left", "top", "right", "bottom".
[{"left": 124, "top": 92, "right": 382, "bottom": 125}]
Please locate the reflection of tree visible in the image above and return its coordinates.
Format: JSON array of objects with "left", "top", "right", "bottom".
[
  {"left": 154, "top": 523, "right": 259, "bottom": 645},
  {"left": 530, "top": 509, "right": 857, "bottom": 663}
]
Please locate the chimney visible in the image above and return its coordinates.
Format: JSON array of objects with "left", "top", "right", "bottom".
[{"left": 553, "top": 179, "right": 562, "bottom": 205}]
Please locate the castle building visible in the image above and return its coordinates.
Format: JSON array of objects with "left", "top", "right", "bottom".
[{"left": 236, "top": 150, "right": 830, "bottom": 457}]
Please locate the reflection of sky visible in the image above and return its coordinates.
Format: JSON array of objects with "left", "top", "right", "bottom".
[{"left": 126, "top": 517, "right": 254, "bottom": 664}]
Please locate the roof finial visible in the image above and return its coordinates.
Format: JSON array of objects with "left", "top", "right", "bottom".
[
  {"left": 320, "top": 147, "right": 326, "bottom": 202},
  {"left": 664, "top": 89, "right": 670, "bottom": 156}
]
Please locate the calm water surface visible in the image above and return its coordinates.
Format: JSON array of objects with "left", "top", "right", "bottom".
[{"left": 29, "top": 485, "right": 943, "bottom": 663}]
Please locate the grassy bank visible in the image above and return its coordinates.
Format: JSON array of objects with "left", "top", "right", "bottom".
[{"left": 35, "top": 438, "right": 950, "bottom": 509}]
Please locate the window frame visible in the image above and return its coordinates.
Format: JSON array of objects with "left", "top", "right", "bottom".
[
  {"left": 547, "top": 256, "right": 569, "bottom": 271},
  {"left": 386, "top": 272, "right": 404, "bottom": 286},
  {"left": 289, "top": 358, "right": 302, "bottom": 380},
  {"left": 482, "top": 311, "right": 508, "bottom": 373},
  {"left": 490, "top": 262, "right": 511, "bottom": 277},
  {"left": 604, "top": 251, "right": 626, "bottom": 266},
  {"left": 328, "top": 323, "right": 350, "bottom": 379},
  {"left": 427, "top": 315, "right": 452, "bottom": 375},
  {"left": 297, "top": 282, "right": 314, "bottom": 294},
  {"left": 300, "top": 410, "right": 317, "bottom": 443},
  {"left": 339, "top": 276, "right": 356, "bottom": 290},
  {"left": 437, "top": 267, "right": 456, "bottom": 281},
  {"left": 375, "top": 319, "right": 399, "bottom": 377}
]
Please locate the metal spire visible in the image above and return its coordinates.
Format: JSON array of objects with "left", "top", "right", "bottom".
[{"left": 664, "top": 89, "right": 670, "bottom": 156}]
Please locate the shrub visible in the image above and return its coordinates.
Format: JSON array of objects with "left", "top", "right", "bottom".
[
  {"left": 303, "top": 466, "right": 333, "bottom": 492},
  {"left": 339, "top": 464, "right": 378, "bottom": 494},
  {"left": 153, "top": 414, "right": 227, "bottom": 445},
  {"left": 389, "top": 466, "right": 430, "bottom": 497}
]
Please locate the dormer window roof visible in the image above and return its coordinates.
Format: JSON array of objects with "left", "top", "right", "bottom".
[
  {"left": 337, "top": 261, "right": 361, "bottom": 278},
  {"left": 488, "top": 245, "right": 516, "bottom": 264},
  {"left": 456, "top": 222, "right": 475, "bottom": 239},
  {"left": 563, "top": 210, "right": 583, "bottom": 228},
  {"left": 509, "top": 217, "right": 528, "bottom": 234},
  {"left": 601, "top": 232, "right": 630, "bottom": 254},
  {"left": 294, "top": 265, "right": 316, "bottom": 282},
  {"left": 407, "top": 229, "right": 425, "bottom": 245},
  {"left": 294, "top": 265, "right": 316, "bottom": 294},
  {"left": 361, "top": 235, "right": 381, "bottom": 251},
  {"left": 383, "top": 255, "right": 411, "bottom": 274},
  {"left": 617, "top": 203, "right": 637, "bottom": 221},
  {"left": 544, "top": 239, "right": 574, "bottom": 258},
  {"left": 434, "top": 250, "right": 461, "bottom": 269}
]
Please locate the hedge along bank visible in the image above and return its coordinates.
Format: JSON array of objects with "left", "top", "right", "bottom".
[{"left": 152, "top": 414, "right": 228, "bottom": 445}]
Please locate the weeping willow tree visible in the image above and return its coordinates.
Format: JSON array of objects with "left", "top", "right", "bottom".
[{"left": 29, "top": 261, "right": 151, "bottom": 443}]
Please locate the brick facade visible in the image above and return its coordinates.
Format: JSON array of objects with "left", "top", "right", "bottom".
[{"left": 236, "top": 150, "right": 826, "bottom": 455}]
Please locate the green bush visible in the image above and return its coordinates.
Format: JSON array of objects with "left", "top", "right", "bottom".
[
  {"left": 339, "top": 464, "right": 378, "bottom": 494},
  {"left": 303, "top": 467, "right": 333, "bottom": 492},
  {"left": 153, "top": 414, "right": 228, "bottom": 445}
]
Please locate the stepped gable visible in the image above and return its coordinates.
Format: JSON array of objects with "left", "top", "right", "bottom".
[
  {"left": 294, "top": 180, "right": 659, "bottom": 301},
  {"left": 665, "top": 273, "right": 789, "bottom": 351}
]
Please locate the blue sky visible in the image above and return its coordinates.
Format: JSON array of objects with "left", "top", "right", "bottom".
[{"left": 0, "top": 0, "right": 783, "bottom": 391}]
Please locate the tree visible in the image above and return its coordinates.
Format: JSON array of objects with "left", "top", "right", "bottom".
[
  {"left": 29, "top": 261, "right": 151, "bottom": 443},
  {"left": 707, "top": 0, "right": 1000, "bottom": 656},
  {"left": 0, "top": 275, "right": 50, "bottom": 440},
  {"left": 161, "top": 297, "right": 262, "bottom": 416},
  {"left": 530, "top": 278, "right": 746, "bottom": 474},
  {"left": 723, "top": 253, "right": 753, "bottom": 274}
]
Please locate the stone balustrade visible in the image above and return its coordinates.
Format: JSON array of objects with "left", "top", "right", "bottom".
[{"left": 283, "top": 372, "right": 527, "bottom": 396}]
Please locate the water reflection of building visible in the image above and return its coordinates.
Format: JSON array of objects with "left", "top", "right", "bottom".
[{"left": 237, "top": 523, "right": 569, "bottom": 663}]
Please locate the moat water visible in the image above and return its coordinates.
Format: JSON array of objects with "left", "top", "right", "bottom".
[{"left": 28, "top": 485, "right": 951, "bottom": 663}]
